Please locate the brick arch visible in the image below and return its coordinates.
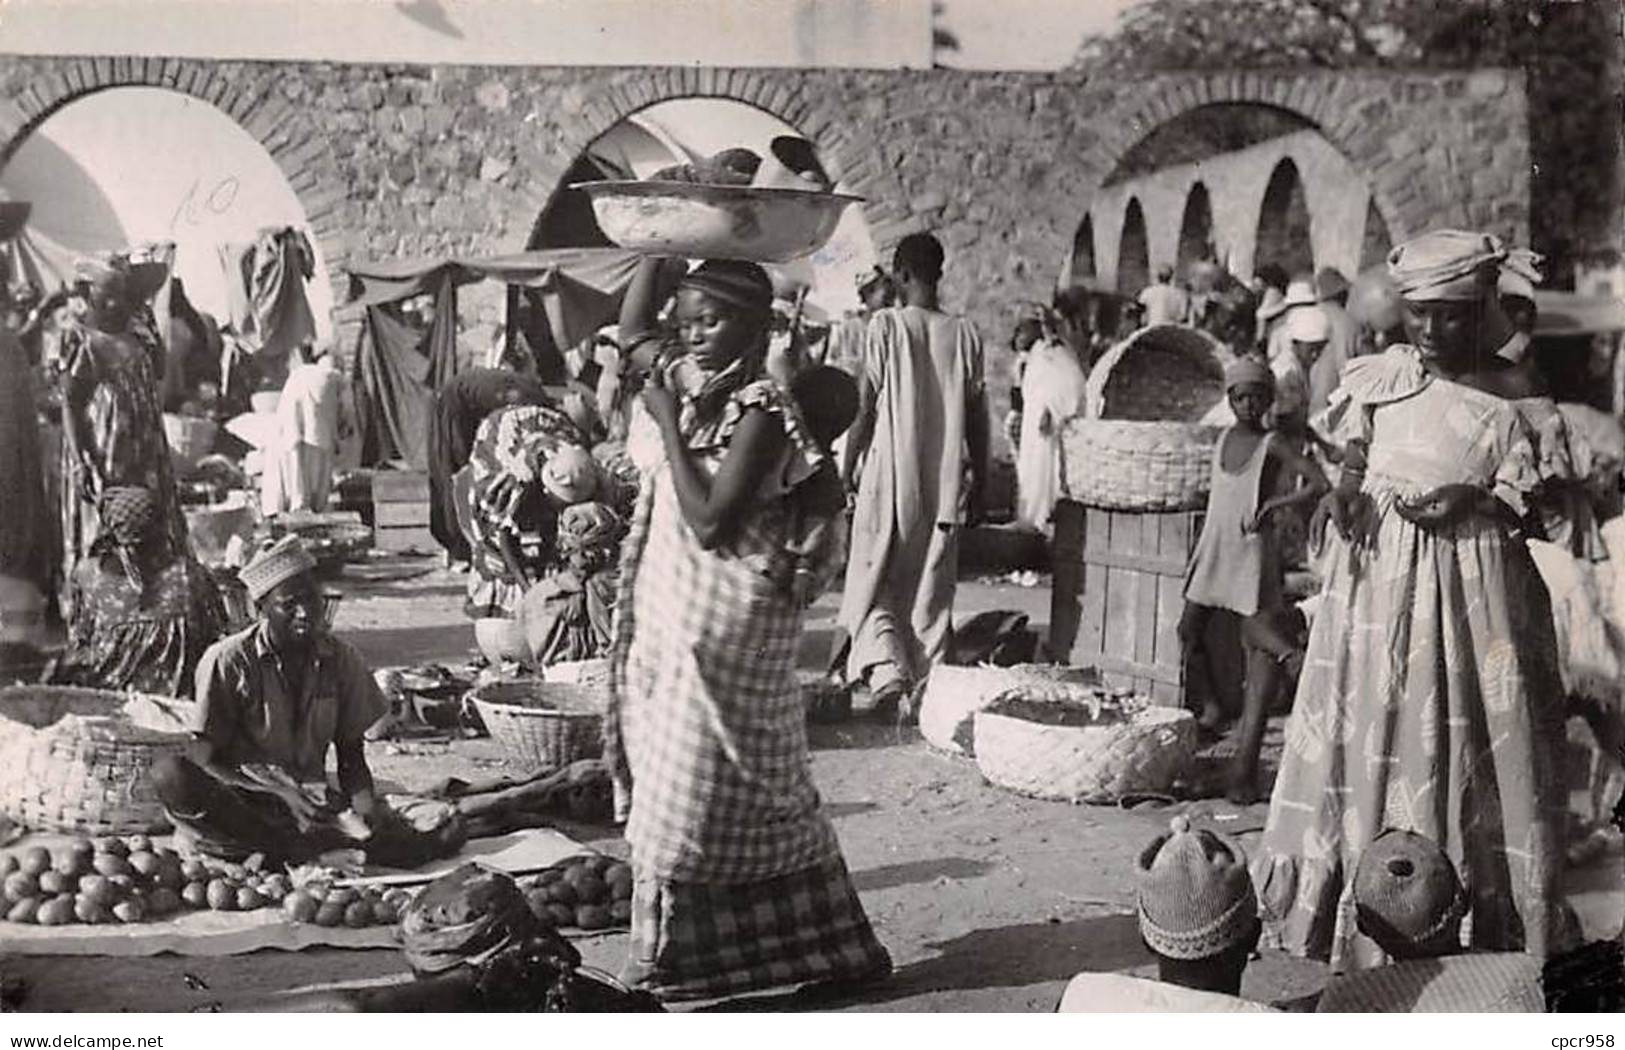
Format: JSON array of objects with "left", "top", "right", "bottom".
[
  {"left": 0, "top": 57, "right": 353, "bottom": 304},
  {"left": 1078, "top": 71, "right": 1420, "bottom": 253},
  {"left": 514, "top": 67, "right": 908, "bottom": 253}
]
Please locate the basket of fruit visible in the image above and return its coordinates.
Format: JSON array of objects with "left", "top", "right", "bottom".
[
  {"left": 517, "top": 853, "right": 634, "bottom": 934},
  {"left": 919, "top": 664, "right": 1101, "bottom": 757},
  {"left": 0, "top": 686, "right": 192, "bottom": 835},
  {"left": 972, "top": 686, "right": 1197, "bottom": 804},
  {"left": 468, "top": 679, "right": 605, "bottom": 774}
]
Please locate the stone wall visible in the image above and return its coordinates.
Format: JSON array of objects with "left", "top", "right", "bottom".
[{"left": 0, "top": 57, "right": 1532, "bottom": 418}]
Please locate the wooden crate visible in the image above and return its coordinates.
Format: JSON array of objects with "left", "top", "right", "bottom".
[
  {"left": 371, "top": 471, "right": 434, "bottom": 554},
  {"left": 1048, "top": 500, "right": 1241, "bottom": 707}
]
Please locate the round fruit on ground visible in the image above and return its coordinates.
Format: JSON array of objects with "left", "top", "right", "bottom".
[
  {"left": 525, "top": 888, "right": 551, "bottom": 921},
  {"left": 568, "top": 871, "right": 608, "bottom": 905},
  {"left": 37, "top": 871, "right": 72, "bottom": 896},
  {"left": 54, "top": 850, "right": 91, "bottom": 879},
  {"left": 6, "top": 897, "right": 38, "bottom": 924},
  {"left": 282, "top": 892, "right": 319, "bottom": 923},
  {"left": 0, "top": 854, "right": 16, "bottom": 877},
  {"left": 324, "top": 887, "right": 358, "bottom": 908},
  {"left": 91, "top": 853, "right": 131, "bottom": 878},
  {"left": 154, "top": 860, "right": 185, "bottom": 892},
  {"left": 574, "top": 904, "right": 610, "bottom": 930},
  {"left": 36, "top": 898, "right": 73, "bottom": 926},
  {"left": 112, "top": 899, "right": 145, "bottom": 923},
  {"left": 124, "top": 835, "right": 152, "bottom": 854},
  {"left": 127, "top": 851, "right": 161, "bottom": 879},
  {"left": 180, "top": 859, "right": 210, "bottom": 883},
  {"left": 236, "top": 886, "right": 264, "bottom": 911},
  {"left": 180, "top": 881, "right": 209, "bottom": 909},
  {"left": 586, "top": 855, "right": 616, "bottom": 876},
  {"left": 74, "top": 895, "right": 110, "bottom": 924},
  {"left": 106, "top": 874, "right": 135, "bottom": 899},
  {"left": 145, "top": 888, "right": 181, "bottom": 917},
  {"left": 92, "top": 837, "right": 128, "bottom": 858},
  {"left": 342, "top": 900, "right": 374, "bottom": 928},
  {"left": 545, "top": 903, "right": 576, "bottom": 928},
  {"left": 205, "top": 879, "right": 237, "bottom": 911},
  {"left": 222, "top": 864, "right": 246, "bottom": 882},
  {"left": 313, "top": 902, "right": 345, "bottom": 928},
  {"left": 547, "top": 881, "right": 577, "bottom": 906},
  {"left": 4, "top": 872, "right": 39, "bottom": 903},
  {"left": 19, "top": 847, "right": 50, "bottom": 877},
  {"left": 534, "top": 868, "right": 562, "bottom": 885},
  {"left": 371, "top": 899, "right": 399, "bottom": 925},
  {"left": 610, "top": 899, "right": 632, "bottom": 923}
]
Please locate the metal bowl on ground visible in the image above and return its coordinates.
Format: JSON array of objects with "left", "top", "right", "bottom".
[
  {"left": 572, "top": 180, "right": 862, "bottom": 263},
  {"left": 474, "top": 617, "right": 530, "bottom": 665}
]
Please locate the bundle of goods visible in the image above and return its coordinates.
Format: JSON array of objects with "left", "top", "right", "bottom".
[
  {"left": 517, "top": 854, "right": 633, "bottom": 933},
  {"left": 0, "top": 687, "right": 191, "bottom": 835},
  {"left": 1062, "top": 325, "right": 1229, "bottom": 511},
  {"left": 972, "top": 684, "right": 1197, "bottom": 804},
  {"left": 0, "top": 836, "right": 332, "bottom": 926},
  {"left": 573, "top": 137, "right": 860, "bottom": 264},
  {"left": 468, "top": 680, "right": 605, "bottom": 776},
  {"left": 918, "top": 663, "right": 1100, "bottom": 757}
]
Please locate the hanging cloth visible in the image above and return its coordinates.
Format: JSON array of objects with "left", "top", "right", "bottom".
[
  {"left": 354, "top": 272, "right": 459, "bottom": 470},
  {"left": 247, "top": 227, "right": 317, "bottom": 366}
]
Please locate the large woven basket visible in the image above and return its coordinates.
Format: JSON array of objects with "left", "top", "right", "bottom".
[
  {"left": 0, "top": 686, "right": 192, "bottom": 834},
  {"left": 1063, "top": 324, "right": 1227, "bottom": 512},
  {"left": 972, "top": 690, "right": 1196, "bottom": 804},
  {"left": 919, "top": 664, "right": 1099, "bottom": 757},
  {"left": 468, "top": 679, "right": 605, "bottom": 774}
]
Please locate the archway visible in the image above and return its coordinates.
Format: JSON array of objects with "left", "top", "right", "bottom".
[
  {"left": 1256, "top": 158, "right": 1314, "bottom": 277},
  {"left": 1117, "top": 198, "right": 1150, "bottom": 296},
  {"left": 0, "top": 86, "right": 334, "bottom": 343},
  {"left": 1071, "top": 214, "right": 1097, "bottom": 282},
  {"left": 1176, "top": 182, "right": 1214, "bottom": 273},
  {"left": 1358, "top": 197, "right": 1393, "bottom": 272}
]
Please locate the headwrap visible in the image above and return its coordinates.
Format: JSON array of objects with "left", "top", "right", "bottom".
[
  {"left": 1497, "top": 249, "right": 1543, "bottom": 302},
  {"left": 1224, "top": 357, "right": 1275, "bottom": 393},
  {"left": 677, "top": 260, "right": 774, "bottom": 318},
  {"left": 539, "top": 445, "right": 600, "bottom": 506},
  {"left": 1286, "top": 304, "right": 1331, "bottom": 343},
  {"left": 1315, "top": 267, "right": 1351, "bottom": 301},
  {"left": 239, "top": 534, "right": 317, "bottom": 603},
  {"left": 73, "top": 251, "right": 126, "bottom": 289},
  {"left": 399, "top": 864, "right": 547, "bottom": 976},
  {"left": 1136, "top": 816, "right": 1258, "bottom": 960},
  {"left": 1283, "top": 279, "right": 1317, "bottom": 309},
  {"left": 556, "top": 501, "right": 623, "bottom": 575},
  {"left": 92, "top": 486, "right": 161, "bottom": 588},
  {"left": 1387, "top": 229, "right": 1509, "bottom": 301},
  {"left": 1352, "top": 828, "right": 1467, "bottom": 958}
]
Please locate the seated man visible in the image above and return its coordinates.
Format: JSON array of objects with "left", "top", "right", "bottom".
[
  {"left": 153, "top": 535, "right": 388, "bottom": 866},
  {"left": 1316, "top": 829, "right": 1545, "bottom": 1012},
  {"left": 1057, "top": 816, "right": 1276, "bottom": 1012}
]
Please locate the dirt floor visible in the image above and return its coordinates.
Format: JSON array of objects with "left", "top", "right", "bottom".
[{"left": 5, "top": 555, "right": 1620, "bottom": 1013}]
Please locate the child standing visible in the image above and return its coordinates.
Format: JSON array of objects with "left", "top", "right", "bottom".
[{"left": 1180, "top": 358, "right": 1329, "bottom": 803}]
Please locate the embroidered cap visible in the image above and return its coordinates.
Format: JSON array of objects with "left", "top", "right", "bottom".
[
  {"left": 239, "top": 534, "right": 318, "bottom": 603},
  {"left": 1136, "top": 816, "right": 1259, "bottom": 960}
]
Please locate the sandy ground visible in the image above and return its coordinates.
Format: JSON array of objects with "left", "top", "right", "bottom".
[{"left": 5, "top": 555, "right": 1619, "bottom": 1013}]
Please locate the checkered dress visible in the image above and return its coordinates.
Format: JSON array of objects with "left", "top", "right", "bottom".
[{"left": 607, "top": 380, "right": 889, "bottom": 998}]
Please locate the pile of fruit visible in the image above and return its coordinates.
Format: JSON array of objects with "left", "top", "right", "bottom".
[
  {"left": 518, "top": 855, "right": 632, "bottom": 932},
  {"left": 0, "top": 836, "right": 291, "bottom": 926},
  {"left": 278, "top": 879, "right": 414, "bottom": 929}
]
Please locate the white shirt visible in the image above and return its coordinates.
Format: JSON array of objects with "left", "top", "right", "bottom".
[
  {"left": 275, "top": 358, "right": 342, "bottom": 451},
  {"left": 1138, "top": 283, "right": 1190, "bottom": 326}
]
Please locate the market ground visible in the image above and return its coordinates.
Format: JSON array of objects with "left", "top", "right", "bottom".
[{"left": 8, "top": 556, "right": 1621, "bottom": 1013}]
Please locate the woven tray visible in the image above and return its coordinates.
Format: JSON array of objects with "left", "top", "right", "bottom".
[
  {"left": 918, "top": 664, "right": 1099, "bottom": 757},
  {"left": 0, "top": 686, "right": 192, "bottom": 834},
  {"left": 468, "top": 679, "right": 605, "bottom": 775},
  {"left": 1060, "top": 418, "right": 1219, "bottom": 511},
  {"left": 1084, "top": 324, "right": 1227, "bottom": 422},
  {"left": 972, "top": 692, "right": 1196, "bottom": 804}
]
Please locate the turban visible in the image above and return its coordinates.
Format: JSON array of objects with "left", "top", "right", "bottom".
[
  {"left": 539, "top": 445, "right": 600, "bottom": 506},
  {"left": 239, "top": 534, "right": 317, "bottom": 603},
  {"left": 556, "top": 501, "right": 623, "bottom": 558},
  {"left": 1314, "top": 267, "right": 1351, "bottom": 301},
  {"left": 678, "top": 260, "right": 774, "bottom": 317},
  {"left": 399, "top": 864, "right": 549, "bottom": 976},
  {"left": 94, "top": 486, "right": 160, "bottom": 551},
  {"left": 1387, "top": 229, "right": 1507, "bottom": 301},
  {"left": 1136, "top": 816, "right": 1258, "bottom": 961},
  {"left": 1286, "top": 305, "right": 1331, "bottom": 343},
  {"left": 1352, "top": 829, "right": 1467, "bottom": 958},
  {"left": 1224, "top": 357, "right": 1275, "bottom": 393}
]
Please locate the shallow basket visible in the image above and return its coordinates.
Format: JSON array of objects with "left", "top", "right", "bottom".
[
  {"left": 1084, "top": 324, "right": 1228, "bottom": 422},
  {"left": 1059, "top": 418, "right": 1219, "bottom": 511},
  {"left": 972, "top": 694, "right": 1196, "bottom": 804},
  {"left": 918, "top": 664, "right": 1099, "bottom": 757},
  {"left": 468, "top": 679, "right": 605, "bottom": 774},
  {"left": 0, "top": 686, "right": 193, "bottom": 834}
]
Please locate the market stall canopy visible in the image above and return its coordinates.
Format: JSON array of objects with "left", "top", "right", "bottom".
[{"left": 1534, "top": 291, "right": 1625, "bottom": 337}]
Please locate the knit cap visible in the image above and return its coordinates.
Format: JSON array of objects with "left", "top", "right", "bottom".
[
  {"left": 1352, "top": 828, "right": 1467, "bottom": 958},
  {"left": 1136, "top": 815, "right": 1259, "bottom": 960},
  {"left": 239, "top": 534, "right": 317, "bottom": 603}
]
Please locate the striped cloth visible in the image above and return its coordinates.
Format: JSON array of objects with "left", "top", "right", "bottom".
[{"left": 1316, "top": 953, "right": 1545, "bottom": 1013}]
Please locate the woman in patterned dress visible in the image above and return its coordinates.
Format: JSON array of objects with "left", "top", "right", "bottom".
[
  {"left": 1253, "top": 230, "right": 1572, "bottom": 972},
  {"left": 606, "top": 256, "right": 890, "bottom": 1003}
]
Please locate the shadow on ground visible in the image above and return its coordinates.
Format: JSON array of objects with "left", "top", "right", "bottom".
[{"left": 851, "top": 857, "right": 995, "bottom": 893}]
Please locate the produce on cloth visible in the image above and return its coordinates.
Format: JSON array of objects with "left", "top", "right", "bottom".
[{"left": 516, "top": 855, "right": 633, "bottom": 931}]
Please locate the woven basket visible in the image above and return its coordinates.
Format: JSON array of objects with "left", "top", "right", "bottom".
[
  {"left": 543, "top": 658, "right": 613, "bottom": 689},
  {"left": 162, "top": 414, "right": 219, "bottom": 476},
  {"left": 1060, "top": 418, "right": 1220, "bottom": 511},
  {"left": 468, "top": 679, "right": 605, "bottom": 774},
  {"left": 1063, "top": 324, "right": 1227, "bottom": 512},
  {"left": 918, "top": 664, "right": 1099, "bottom": 757},
  {"left": 972, "top": 691, "right": 1196, "bottom": 804},
  {"left": 0, "top": 686, "right": 192, "bottom": 834}
]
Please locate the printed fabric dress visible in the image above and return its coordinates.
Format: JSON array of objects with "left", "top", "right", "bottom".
[
  {"left": 607, "top": 376, "right": 889, "bottom": 1002},
  {"left": 1253, "top": 346, "right": 1571, "bottom": 971}
]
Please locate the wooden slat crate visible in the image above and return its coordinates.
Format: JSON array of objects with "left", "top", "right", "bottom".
[
  {"left": 371, "top": 471, "right": 434, "bottom": 553},
  {"left": 1048, "top": 500, "right": 1241, "bottom": 707}
]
